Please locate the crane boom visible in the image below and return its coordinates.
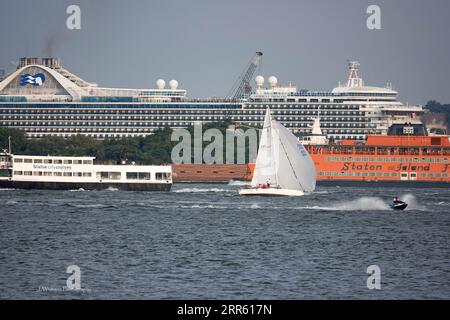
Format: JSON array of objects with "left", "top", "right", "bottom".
[{"left": 228, "top": 52, "right": 263, "bottom": 99}]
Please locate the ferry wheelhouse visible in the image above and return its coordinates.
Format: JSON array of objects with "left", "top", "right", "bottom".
[{"left": 0, "top": 153, "right": 172, "bottom": 191}]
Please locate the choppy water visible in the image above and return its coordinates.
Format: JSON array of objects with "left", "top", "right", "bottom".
[{"left": 0, "top": 183, "right": 449, "bottom": 299}]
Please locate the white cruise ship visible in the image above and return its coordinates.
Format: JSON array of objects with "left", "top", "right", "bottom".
[
  {"left": 0, "top": 152, "right": 172, "bottom": 191},
  {"left": 0, "top": 55, "right": 423, "bottom": 141}
]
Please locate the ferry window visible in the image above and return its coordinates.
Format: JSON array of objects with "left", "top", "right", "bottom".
[
  {"left": 53, "top": 172, "right": 62, "bottom": 176},
  {"left": 54, "top": 159, "right": 63, "bottom": 164},
  {"left": 103, "top": 172, "right": 121, "bottom": 180},
  {"left": 156, "top": 172, "right": 171, "bottom": 180},
  {"left": 74, "top": 172, "right": 83, "bottom": 177},
  {"left": 33, "top": 171, "right": 43, "bottom": 176},
  {"left": 383, "top": 173, "right": 389, "bottom": 177},
  {"left": 24, "top": 171, "right": 32, "bottom": 176},
  {"left": 83, "top": 160, "right": 93, "bottom": 165},
  {"left": 126, "top": 172, "right": 138, "bottom": 180},
  {"left": 420, "top": 173, "right": 426, "bottom": 178},
  {"left": 33, "top": 159, "right": 43, "bottom": 164},
  {"left": 83, "top": 172, "right": 92, "bottom": 177},
  {"left": 24, "top": 159, "right": 32, "bottom": 163},
  {"left": 44, "top": 159, "right": 53, "bottom": 164},
  {"left": 63, "top": 172, "right": 73, "bottom": 177},
  {"left": 64, "top": 160, "right": 73, "bottom": 164},
  {"left": 14, "top": 158, "right": 23, "bottom": 163},
  {"left": 44, "top": 172, "right": 52, "bottom": 176},
  {"left": 73, "top": 160, "right": 83, "bottom": 164},
  {"left": 138, "top": 172, "right": 151, "bottom": 180},
  {"left": 392, "top": 173, "right": 398, "bottom": 177},
  {"left": 13, "top": 171, "right": 23, "bottom": 175}
]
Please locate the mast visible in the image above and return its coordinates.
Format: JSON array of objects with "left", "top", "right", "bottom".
[
  {"left": 8, "top": 136, "right": 11, "bottom": 154},
  {"left": 268, "top": 109, "right": 279, "bottom": 186}
]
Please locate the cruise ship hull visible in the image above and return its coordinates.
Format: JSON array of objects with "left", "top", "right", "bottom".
[{"left": 0, "top": 179, "right": 171, "bottom": 191}]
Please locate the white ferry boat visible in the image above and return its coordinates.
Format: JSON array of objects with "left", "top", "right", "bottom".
[{"left": 0, "top": 152, "right": 172, "bottom": 191}]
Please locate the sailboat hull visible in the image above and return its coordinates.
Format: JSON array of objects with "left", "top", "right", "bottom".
[{"left": 239, "top": 188, "right": 305, "bottom": 197}]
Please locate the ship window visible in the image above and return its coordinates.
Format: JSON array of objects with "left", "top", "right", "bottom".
[
  {"left": 138, "top": 172, "right": 151, "bottom": 180},
  {"left": 44, "top": 172, "right": 52, "bottom": 176},
  {"left": 14, "top": 171, "right": 23, "bottom": 175},
  {"left": 74, "top": 172, "right": 83, "bottom": 177},
  {"left": 54, "top": 159, "right": 63, "bottom": 164},
  {"left": 63, "top": 160, "right": 72, "bottom": 164},
  {"left": 383, "top": 173, "right": 389, "bottom": 177},
  {"left": 392, "top": 173, "right": 398, "bottom": 177},
  {"left": 83, "top": 160, "right": 93, "bottom": 165},
  {"left": 73, "top": 160, "right": 82, "bottom": 164},
  {"left": 24, "top": 171, "right": 32, "bottom": 176},
  {"left": 156, "top": 172, "right": 170, "bottom": 180},
  {"left": 126, "top": 172, "right": 138, "bottom": 180},
  {"left": 33, "top": 171, "right": 43, "bottom": 176},
  {"left": 33, "top": 159, "right": 43, "bottom": 164},
  {"left": 24, "top": 159, "right": 32, "bottom": 163},
  {"left": 14, "top": 158, "right": 23, "bottom": 163},
  {"left": 53, "top": 172, "right": 63, "bottom": 176},
  {"left": 63, "top": 172, "right": 73, "bottom": 177},
  {"left": 83, "top": 172, "right": 92, "bottom": 177},
  {"left": 44, "top": 159, "right": 53, "bottom": 164}
]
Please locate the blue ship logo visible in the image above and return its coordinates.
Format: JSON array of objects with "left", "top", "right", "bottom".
[{"left": 20, "top": 73, "right": 46, "bottom": 86}]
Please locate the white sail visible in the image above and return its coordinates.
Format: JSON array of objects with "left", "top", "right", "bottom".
[
  {"left": 251, "top": 110, "right": 277, "bottom": 186},
  {"left": 272, "top": 122, "right": 316, "bottom": 192},
  {"left": 250, "top": 108, "right": 316, "bottom": 193}
]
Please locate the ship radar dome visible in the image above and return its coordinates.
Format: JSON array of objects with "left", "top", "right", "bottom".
[
  {"left": 268, "top": 76, "right": 278, "bottom": 87},
  {"left": 156, "top": 79, "right": 166, "bottom": 89},
  {"left": 255, "top": 75, "right": 264, "bottom": 87},
  {"left": 169, "top": 79, "right": 178, "bottom": 90}
]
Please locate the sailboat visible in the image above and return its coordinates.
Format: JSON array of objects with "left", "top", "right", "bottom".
[{"left": 239, "top": 108, "right": 316, "bottom": 196}]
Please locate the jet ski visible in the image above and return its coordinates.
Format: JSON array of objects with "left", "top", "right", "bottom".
[{"left": 390, "top": 200, "right": 408, "bottom": 210}]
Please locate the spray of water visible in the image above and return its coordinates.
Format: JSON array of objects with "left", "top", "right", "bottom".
[
  {"left": 301, "top": 194, "right": 424, "bottom": 211},
  {"left": 228, "top": 180, "right": 249, "bottom": 186}
]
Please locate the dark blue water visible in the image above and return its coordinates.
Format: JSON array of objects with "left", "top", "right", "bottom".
[{"left": 0, "top": 183, "right": 449, "bottom": 299}]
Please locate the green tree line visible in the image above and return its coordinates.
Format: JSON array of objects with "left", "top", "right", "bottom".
[
  {"left": 0, "top": 122, "right": 258, "bottom": 164},
  {"left": 425, "top": 100, "right": 450, "bottom": 126}
]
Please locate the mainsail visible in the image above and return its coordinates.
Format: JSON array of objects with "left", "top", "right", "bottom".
[
  {"left": 251, "top": 108, "right": 316, "bottom": 192},
  {"left": 251, "top": 110, "right": 277, "bottom": 186}
]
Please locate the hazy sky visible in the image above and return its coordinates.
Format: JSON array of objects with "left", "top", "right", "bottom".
[{"left": 0, "top": 0, "right": 449, "bottom": 105}]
